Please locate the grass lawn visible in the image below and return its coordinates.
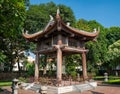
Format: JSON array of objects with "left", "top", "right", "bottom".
[
  {"left": 104, "top": 79, "right": 120, "bottom": 85},
  {"left": 0, "top": 81, "right": 12, "bottom": 87},
  {"left": 94, "top": 76, "right": 120, "bottom": 85},
  {"left": 94, "top": 76, "right": 120, "bottom": 80}
]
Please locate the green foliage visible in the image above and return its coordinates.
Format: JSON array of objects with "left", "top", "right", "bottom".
[
  {"left": 0, "top": 0, "right": 26, "bottom": 37},
  {"left": 75, "top": 19, "right": 91, "bottom": 32},
  {"left": 66, "top": 66, "right": 77, "bottom": 77},
  {"left": 75, "top": 19, "right": 103, "bottom": 32},
  {"left": 105, "top": 27, "right": 120, "bottom": 69},
  {"left": 58, "top": 4, "right": 76, "bottom": 25},
  {"left": 108, "top": 40, "right": 120, "bottom": 60},
  {"left": 107, "top": 40, "right": 120, "bottom": 68},
  {"left": 25, "top": 2, "right": 76, "bottom": 33},
  {"left": 0, "top": 81, "right": 12, "bottom": 86},
  {"left": 0, "top": 52, "right": 6, "bottom": 63},
  {"left": 19, "top": 77, "right": 28, "bottom": 82},
  {"left": 104, "top": 79, "right": 120, "bottom": 85},
  {"left": 76, "top": 19, "right": 108, "bottom": 72},
  {"left": 0, "top": 0, "right": 29, "bottom": 71},
  {"left": 26, "top": 62, "right": 35, "bottom": 76},
  {"left": 94, "top": 76, "right": 120, "bottom": 80},
  {"left": 106, "top": 27, "right": 120, "bottom": 46},
  {"left": 94, "top": 76, "right": 104, "bottom": 80},
  {"left": 65, "top": 55, "right": 80, "bottom": 77}
]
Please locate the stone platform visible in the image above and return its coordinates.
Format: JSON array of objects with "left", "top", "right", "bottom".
[
  {"left": 47, "top": 81, "right": 97, "bottom": 94},
  {"left": 21, "top": 81, "right": 97, "bottom": 94}
]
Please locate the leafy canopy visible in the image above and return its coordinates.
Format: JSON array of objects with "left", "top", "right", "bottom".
[{"left": 25, "top": 2, "right": 76, "bottom": 33}]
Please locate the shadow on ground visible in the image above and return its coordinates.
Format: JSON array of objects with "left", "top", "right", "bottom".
[
  {"left": 0, "top": 88, "right": 11, "bottom": 94},
  {"left": 90, "top": 90, "right": 104, "bottom": 94}
]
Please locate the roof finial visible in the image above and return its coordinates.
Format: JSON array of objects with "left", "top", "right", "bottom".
[
  {"left": 57, "top": 8, "right": 60, "bottom": 15},
  {"left": 56, "top": 8, "right": 60, "bottom": 19}
]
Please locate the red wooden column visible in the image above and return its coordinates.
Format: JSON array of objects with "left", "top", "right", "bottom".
[
  {"left": 81, "top": 51, "right": 88, "bottom": 81},
  {"left": 57, "top": 46, "right": 62, "bottom": 83},
  {"left": 34, "top": 52, "right": 39, "bottom": 83},
  {"left": 56, "top": 34, "right": 63, "bottom": 84}
]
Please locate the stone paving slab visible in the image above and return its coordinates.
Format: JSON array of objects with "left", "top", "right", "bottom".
[
  {"left": 65, "top": 84, "right": 120, "bottom": 94},
  {"left": 1, "top": 84, "right": 120, "bottom": 94}
]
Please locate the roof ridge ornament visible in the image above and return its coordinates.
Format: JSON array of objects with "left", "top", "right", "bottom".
[
  {"left": 44, "top": 15, "right": 54, "bottom": 31},
  {"left": 49, "top": 15, "right": 54, "bottom": 21},
  {"left": 67, "top": 22, "right": 70, "bottom": 26},
  {"left": 22, "top": 29, "right": 28, "bottom": 34},
  {"left": 98, "top": 27, "right": 100, "bottom": 32},
  {"left": 93, "top": 28, "right": 97, "bottom": 33}
]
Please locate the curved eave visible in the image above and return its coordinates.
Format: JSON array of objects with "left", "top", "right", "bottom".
[
  {"left": 23, "top": 14, "right": 99, "bottom": 42},
  {"left": 23, "top": 30, "right": 43, "bottom": 39},
  {"left": 61, "top": 22, "right": 100, "bottom": 38},
  {"left": 22, "top": 22, "right": 56, "bottom": 41}
]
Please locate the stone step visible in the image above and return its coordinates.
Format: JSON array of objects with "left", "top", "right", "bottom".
[
  {"left": 22, "top": 82, "right": 97, "bottom": 94},
  {"left": 47, "top": 82, "right": 97, "bottom": 94},
  {"left": 29, "top": 84, "right": 41, "bottom": 91},
  {"left": 31, "top": 84, "right": 41, "bottom": 89}
]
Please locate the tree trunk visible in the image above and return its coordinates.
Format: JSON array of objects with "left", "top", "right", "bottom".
[
  {"left": 9, "top": 58, "right": 14, "bottom": 72},
  {"left": 17, "top": 57, "right": 21, "bottom": 76},
  {"left": 10, "top": 61, "right": 13, "bottom": 72}
]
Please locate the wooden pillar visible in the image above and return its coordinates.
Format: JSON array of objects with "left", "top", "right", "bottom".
[
  {"left": 56, "top": 46, "right": 62, "bottom": 84},
  {"left": 56, "top": 34, "right": 63, "bottom": 85},
  {"left": 34, "top": 52, "right": 39, "bottom": 83},
  {"left": 81, "top": 52, "right": 88, "bottom": 81}
]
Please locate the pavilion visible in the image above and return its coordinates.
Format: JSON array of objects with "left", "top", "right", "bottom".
[{"left": 23, "top": 9, "right": 99, "bottom": 84}]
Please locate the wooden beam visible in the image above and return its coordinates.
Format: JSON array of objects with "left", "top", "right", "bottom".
[
  {"left": 36, "top": 47, "right": 57, "bottom": 54},
  {"left": 62, "top": 47, "right": 88, "bottom": 53}
]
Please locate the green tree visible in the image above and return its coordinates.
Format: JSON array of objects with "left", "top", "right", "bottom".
[
  {"left": 107, "top": 40, "right": 120, "bottom": 68},
  {"left": 75, "top": 19, "right": 108, "bottom": 74},
  {"left": 0, "top": 0, "right": 29, "bottom": 72},
  {"left": 25, "top": 2, "right": 76, "bottom": 33},
  {"left": 106, "top": 27, "right": 120, "bottom": 46},
  {"left": 103, "top": 27, "right": 120, "bottom": 70},
  {"left": 65, "top": 54, "right": 81, "bottom": 77},
  {"left": 0, "top": 52, "right": 6, "bottom": 64}
]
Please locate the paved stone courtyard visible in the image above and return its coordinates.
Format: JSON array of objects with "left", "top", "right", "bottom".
[
  {"left": 1, "top": 82, "right": 120, "bottom": 94},
  {"left": 66, "top": 84, "right": 120, "bottom": 94}
]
